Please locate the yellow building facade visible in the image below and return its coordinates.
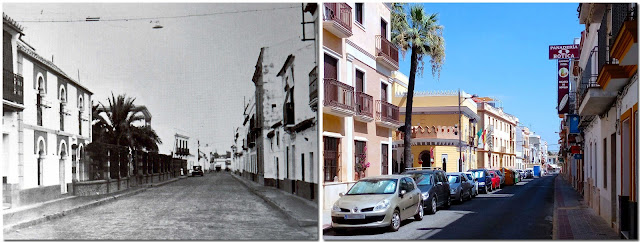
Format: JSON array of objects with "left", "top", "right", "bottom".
[{"left": 391, "top": 83, "right": 480, "bottom": 173}]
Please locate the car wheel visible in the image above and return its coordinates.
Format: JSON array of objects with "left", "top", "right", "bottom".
[
  {"left": 414, "top": 203, "right": 424, "bottom": 221},
  {"left": 389, "top": 209, "right": 401, "bottom": 232},
  {"left": 427, "top": 197, "right": 437, "bottom": 214}
]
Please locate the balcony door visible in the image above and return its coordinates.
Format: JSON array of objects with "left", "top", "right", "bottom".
[
  {"left": 381, "top": 19, "right": 388, "bottom": 39},
  {"left": 381, "top": 82, "right": 388, "bottom": 102},
  {"left": 324, "top": 54, "right": 338, "bottom": 80}
]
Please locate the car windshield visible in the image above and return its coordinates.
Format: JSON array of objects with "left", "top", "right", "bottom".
[
  {"left": 447, "top": 175, "right": 460, "bottom": 183},
  {"left": 472, "top": 171, "right": 484, "bottom": 178},
  {"left": 465, "top": 174, "right": 473, "bottom": 181},
  {"left": 410, "top": 173, "right": 432, "bottom": 185},
  {"left": 347, "top": 179, "right": 398, "bottom": 195}
]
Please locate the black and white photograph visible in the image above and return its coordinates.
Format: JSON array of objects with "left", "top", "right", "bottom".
[{"left": 3, "top": 2, "right": 319, "bottom": 240}]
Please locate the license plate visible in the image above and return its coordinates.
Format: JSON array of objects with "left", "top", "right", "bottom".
[{"left": 344, "top": 214, "right": 365, "bottom": 219}]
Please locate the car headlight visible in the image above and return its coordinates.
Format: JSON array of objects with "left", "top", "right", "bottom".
[
  {"left": 421, "top": 192, "right": 429, "bottom": 200},
  {"left": 450, "top": 188, "right": 456, "bottom": 193},
  {"left": 332, "top": 203, "right": 341, "bottom": 212},
  {"left": 374, "top": 199, "right": 391, "bottom": 212},
  {"left": 479, "top": 182, "right": 485, "bottom": 185}
]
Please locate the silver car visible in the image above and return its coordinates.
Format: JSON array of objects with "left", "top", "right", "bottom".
[
  {"left": 462, "top": 172, "right": 478, "bottom": 197},
  {"left": 447, "top": 173, "right": 473, "bottom": 203},
  {"left": 331, "top": 175, "right": 423, "bottom": 232}
]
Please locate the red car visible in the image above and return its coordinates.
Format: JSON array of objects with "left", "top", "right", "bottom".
[{"left": 488, "top": 170, "right": 500, "bottom": 190}]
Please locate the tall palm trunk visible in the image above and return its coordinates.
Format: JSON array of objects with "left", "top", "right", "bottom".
[{"left": 403, "top": 45, "right": 419, "bottom": 171}]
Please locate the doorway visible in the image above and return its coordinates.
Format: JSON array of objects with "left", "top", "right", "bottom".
[{"left": 420, "top": 150, "right": 431, "bottom": 168}]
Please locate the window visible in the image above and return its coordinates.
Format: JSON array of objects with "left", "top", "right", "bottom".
[
  {"left": 324, "top": 136, "right": 339, "bottom": 182},
  {"left": 301, "top": 153, "right": 305, "bottom": 181},
  {"left": 381, "top": 144, "right": 389, "bottom": 175},
  {"left": 355, "top": 3, "right": 363, "bottom": 25},
  {"left": 324, "top": 54, "right": 338, "bottom": 80}
]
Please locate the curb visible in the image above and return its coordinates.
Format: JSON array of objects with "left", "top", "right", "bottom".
[
  {"left": 147, "top": 177, "right": 184, "bottom": 187},
  {"left": 3, "top": 187, "right": 147, "bottom": 233},
  {"left": 230, "top": 174, "right": 317, "bottom": 228}
]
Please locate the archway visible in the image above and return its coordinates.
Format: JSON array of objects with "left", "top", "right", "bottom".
[
  {"left": 59, "top": 142, "right": 67, "bottom": 194},
  {"left": 419, "top": 150, "right": 431, "bottom": 168},
  {"left": 37, "top": 139, "right": 45, "bottom": 186}
]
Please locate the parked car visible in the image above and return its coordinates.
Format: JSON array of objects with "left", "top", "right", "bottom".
[
  {"left": 516, "top": 169, "right": 525, "bottom": 179},
  {"left": 525, "top": 169, "right": 533, "bottom": 178},
  {"left": 462, "top": 172, "right": 478, "bottom": 197},
  {"left": 494, "top": 169, "right": 505, "bottom": 186},
  {"left": 488, "top": 170, "right": 501, "bottom": 190},
  {"left": 403, "top": 168, "right": 451, "bottom": 214},
  {"left": 468, "top": 168, "right": 493, "bottom": 193},
  {"left": 447, "top": 173, "right": 473, "bottom": 203},
  {"left": 192, "top": 166, "right": 204, "bottom": 176},
  {"left": 331, "top": 175, "right": 423, "bottom": 233}
]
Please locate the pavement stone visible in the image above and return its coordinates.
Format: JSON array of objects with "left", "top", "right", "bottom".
[
  {"left": 553, "top": 175, "right": 619, "bottom": 240},
  {"left": 3, "top": 176, "right": 185, "bottom": 234},
  {"left": 230, "top": 173, "right": 319, "bottom": 228},
  {"left": 4, "top": 173, "right": 314, "bottom": 240}
]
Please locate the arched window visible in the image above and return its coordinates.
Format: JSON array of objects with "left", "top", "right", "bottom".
[
  {"left": 78, "top": 95, "right": 84, "bottom": 111},
  {"left": 59, "top": 86, "right": 66, "bottom": 103},
  {"left": 37, "top": 76, "right": 45, "bottom": 95}
]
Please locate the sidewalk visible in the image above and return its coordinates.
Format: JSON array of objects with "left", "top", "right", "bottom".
[
  {"left": 3, "top": 176, "right": 186, "bottom": 233},
  {"left": 323, "top": 209, "right": 331, "bottom": 231},
  {"left": 553, "top": 174, "right": 619, "bottom": 240},
  {"left": 230, "top": 173, "right": 318, "bottom": 228}
]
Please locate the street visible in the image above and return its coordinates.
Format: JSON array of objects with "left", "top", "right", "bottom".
[
  {"left": 4, "top": 172, "right": 315, "bottom": 240},
  {"left": 324, "top": 174, "right": 555, "bottom": 240}
]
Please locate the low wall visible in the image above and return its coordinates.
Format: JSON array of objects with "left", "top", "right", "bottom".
[
  {"left": 18, "top": 185, "right": 68, "bottom": 207},
  {"left": 73, "top": 172, "right": 177, "bottom": 196}
]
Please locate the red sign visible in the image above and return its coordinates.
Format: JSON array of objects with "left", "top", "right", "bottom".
[
  {"left": 570, "top": 145, "right": 581, "bottom": 154},
  {"left": 549, "top": 44, "right": 580, "bottom": 59},
  {"left": 558, "top": 59, "right": 570, "bottom": 114}
]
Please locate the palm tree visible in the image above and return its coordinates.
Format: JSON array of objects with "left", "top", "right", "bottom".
[
  {"left": 92, "top": 93, "right": 162, "bottom": 152},
  {"left": 391, "top": 3, "right": 445, "bottom": 170}
]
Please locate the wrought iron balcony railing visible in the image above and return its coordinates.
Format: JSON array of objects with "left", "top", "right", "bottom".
[
  {"left": 375, "top": 100, "right": 401, "bottom": 125},
  {"left": 375, "top": 35, "right": 399, "bottom": 68},
  {"left": 324, "top": 78, "right": 355, "bottom": 111},
  {"left": 355, "top": 91, "right": 373, "bottom": 119},
  {"left": 3, "top": 69, "right": 24, "bottom": 105},
  {"left": 324, "top": 3, "right": 352, "bottom": 32}
]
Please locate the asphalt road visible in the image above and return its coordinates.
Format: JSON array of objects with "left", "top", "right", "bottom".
[
  {"left": 324, "top": 174, "right": 556, "bottom": 240},
  {"left": 4, "top": 172, "right": 315, "bottom": 240}
]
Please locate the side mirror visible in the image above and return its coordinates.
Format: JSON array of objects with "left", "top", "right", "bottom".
[
  {"left": 339, "top": 192, "right": 344, "bottom": 197},
  {"left": 399, "top": 190, "right": 407, "bottom": 197}
]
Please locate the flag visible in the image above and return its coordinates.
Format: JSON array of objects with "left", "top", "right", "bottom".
[
  {"left": 477, "top": 129, "right": 483, "bottom": 140},
  {"left": 481, "top": 129, "right": 486, "bottom": 144}
]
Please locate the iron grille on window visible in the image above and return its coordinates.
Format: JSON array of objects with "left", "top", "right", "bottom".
[{"left": 324, "top": 136, "right": 340, "bottom": 182}]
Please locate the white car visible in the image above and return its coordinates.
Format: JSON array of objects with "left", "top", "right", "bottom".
[{"left": 462, "top": 172, "right": 478, "bottom": 197}]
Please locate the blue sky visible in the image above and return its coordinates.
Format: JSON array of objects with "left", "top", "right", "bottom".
[{"left": 397, "top": 3, "right": 584, "bottom": 151}]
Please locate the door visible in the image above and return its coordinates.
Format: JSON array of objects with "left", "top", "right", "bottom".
[
  {"left": 381, "top": 82, "right": 388, "bottom": 102},
  {"left": 611, "top": 133, "right": 617, "bottom": 223},
  {"left": 381, "top": 144, "right": 389, "bottom": 175},
  {"left": 381, "top": 19, "right": 388, "bottom": 39},
  {"left": 399, "top": 178, "right": 413, "bottom": 219},
  {"left": 59, "top": 158, "right": 66, "bottom": 193},
  {"left": 324, "top": 54, "right": 338, "bottom": 80},
  {"left": 407, "top": 178, "right": 420, "bottom": 214}
]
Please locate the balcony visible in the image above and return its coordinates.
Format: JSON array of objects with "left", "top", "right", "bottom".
[
  {"left": 610, "top": 4, "right": 638, "bottom": 66},
  {"left": 354, "top": 92, "right": 374, "bottom": 122},
  {"left": 323, "top": 3, "right": 352, "bottom": 38},
  {"left": 3, "top": 69, "right": 24, "bottom": 110},
  {"left": 578, "top": 47, "right": 618, "bottom": 116},
  {"left": 375, "top": 100, "right": 401, "bottom": 129},
  {"left": 375, "top": 35, "right": 400, "bottom": 70},
  {"left": 309, "top": 66, "right": 318, "bottom": 111},
  {"left": 323, "top": 78, "right": 355, "bottom": 117}
]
